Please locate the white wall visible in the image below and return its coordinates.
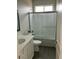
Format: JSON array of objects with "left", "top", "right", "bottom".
[
  {"left": 56, "top": 0, "right": 62, "bottom": 59},
  {"left": 17, "top": 0, "right": 32, "bottom": 34}
]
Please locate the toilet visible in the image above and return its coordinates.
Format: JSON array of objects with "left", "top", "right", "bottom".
[{"left": 33, "top": 40, "right": 42, "bottom": 52}]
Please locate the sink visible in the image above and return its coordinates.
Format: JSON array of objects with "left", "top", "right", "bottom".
[{"left": 18, "top": 39, "right": 25, "bottom": 44}]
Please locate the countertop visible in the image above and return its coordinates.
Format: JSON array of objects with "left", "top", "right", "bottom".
[{"left": 17, "top": 33, "right": 34, "bottom": 56}]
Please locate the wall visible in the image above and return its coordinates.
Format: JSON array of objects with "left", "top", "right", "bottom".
[
  {"left": 56, "top": 0, "right": 62, "bottom": 59},
  {"left": 17, "top": 0, "right": 32, "bottom": 34},
  {"left": 32, "top": 0, "right": 56, "bottom": 11}
]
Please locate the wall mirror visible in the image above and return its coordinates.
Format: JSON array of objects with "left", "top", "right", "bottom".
[{"left": 17, "top": 12, "right": 20, "bottom": 31}]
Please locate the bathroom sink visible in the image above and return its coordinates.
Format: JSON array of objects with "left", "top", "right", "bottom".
[{"left": 18, "top": 39, "right": 25, "bottom": 44}]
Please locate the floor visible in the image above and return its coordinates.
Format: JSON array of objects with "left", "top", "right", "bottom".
[{"left": 33, "top": 46, "right": 56, "bottom": 59}]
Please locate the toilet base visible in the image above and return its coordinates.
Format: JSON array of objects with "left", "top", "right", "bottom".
[
  {"left": 33, "top": 40, "right": 42, "bottom": 52},
  {"left": 34, "top": 45, "right": 39, "bottom": 52}
]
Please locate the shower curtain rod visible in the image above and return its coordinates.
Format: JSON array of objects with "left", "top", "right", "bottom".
[{"left": 28, "top": 11, "right": 57, "bottom": 14}]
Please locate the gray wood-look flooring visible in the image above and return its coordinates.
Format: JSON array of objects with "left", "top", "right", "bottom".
[{"left": 33, "top": 46, "right": 56, "bottom": 59}]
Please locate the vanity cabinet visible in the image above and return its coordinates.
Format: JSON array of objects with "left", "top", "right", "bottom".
[
  {"left": 18, "top": 39, "right": 34, "bottom": 59},
  {"left": 24, "top": 39, "right": 34, "bottom": 59}
]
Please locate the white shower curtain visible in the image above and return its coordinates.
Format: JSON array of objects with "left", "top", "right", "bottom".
[{"left": 30, "top": 12, "right": 56, "bottom": 40}]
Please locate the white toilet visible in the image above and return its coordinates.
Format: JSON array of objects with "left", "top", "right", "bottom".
[{"left": 33, "top": 40, "right": 42, "bottom": 52}]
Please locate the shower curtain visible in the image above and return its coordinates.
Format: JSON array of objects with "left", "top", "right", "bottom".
[{"left": 29, "top": 12, "right": 56, "bottom": 40}]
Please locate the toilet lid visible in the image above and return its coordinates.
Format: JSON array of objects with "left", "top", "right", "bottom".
[{"left": 33, "top": 40, "right": 42, "bottom": 44}]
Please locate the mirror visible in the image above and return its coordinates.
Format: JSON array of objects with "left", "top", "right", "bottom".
[{"left": 17, "top": 11, "right": 20, "bottom": 31}]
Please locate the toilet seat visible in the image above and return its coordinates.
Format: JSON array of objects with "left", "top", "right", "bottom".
[{"left": 33, "top": 40, "right": 42, "bottom": 45}]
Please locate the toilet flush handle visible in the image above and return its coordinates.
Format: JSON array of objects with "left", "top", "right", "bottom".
[{"left": 32, "top": 30, "right": 35, "bottom": 35}]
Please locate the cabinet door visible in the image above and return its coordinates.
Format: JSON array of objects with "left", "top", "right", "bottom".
[
  {"left": 24, "top": 39, "right": 34, "bottom": 59},
  {"left": 18, "top": 49, "right": 25, "bottom": 59},
  {"left": 24, "top": 44, "right": 28, "bottom": 59},
  {"left": 20, "top": 54, "right": 24, "bottom": 59},
  {"left": 28, "top": 39, "right": 34, "bottom": 58}
]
